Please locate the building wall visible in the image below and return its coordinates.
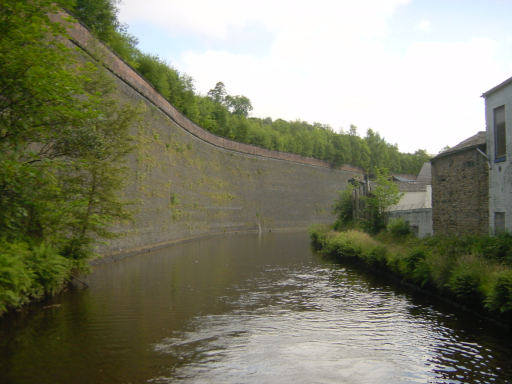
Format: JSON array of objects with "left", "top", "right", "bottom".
[
  {"left": 431, "top": 150, "right": 489, "bottom": 235},
  {"left": 485, "top": 85, "right": 512, "bottom": 234},
  {"left": 388, "top": 208, "right": 432, "bottom": 238},
  {"left": 57, "top": 13, "right": 363, "bottom": 256},
  {"left": 388, "top": 186, "right": 432, "bottom": 238}
]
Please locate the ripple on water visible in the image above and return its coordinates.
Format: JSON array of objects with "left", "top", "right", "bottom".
[{"left": 149, "top": 264, "right": 510, "bottom": 384}]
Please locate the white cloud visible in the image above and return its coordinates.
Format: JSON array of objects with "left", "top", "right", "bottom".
[
  {"left": 119, "top": 0, "right": 409, "bottom": 40},
  {"left": 119, "top": 0, "right": 511, "bottom": 153},
  {"left": 416, "top": 20, "right": 431, "bottom": 32}
]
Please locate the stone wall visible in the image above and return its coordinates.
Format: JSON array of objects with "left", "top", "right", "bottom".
[
  {"left": 54, "top": 13, "right": 363, "bottom": 256},
  {"left": 431, "top": 149, "right": 489, "bottom": 235}
]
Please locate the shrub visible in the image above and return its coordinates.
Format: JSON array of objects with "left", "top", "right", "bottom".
[
  {"left": 309, "top": 224, "right": 329, "bottom": 250},
  {"left": 0, "top": 241, "right": 33, "bottom": 314},
  {"left": 447, "top": 260, "right": 483, "bottom": 303},
  {"left": 473, "top": 233, "right": 512, "bottom": 264},
  {"left": 399, "top": 248, "right": 431, "bottom": 286},
  {"left": 0, "top": 239, "right": 75, "bottom": 316},
  {"left": 487, "top": 270, "right": 512, "bottom": 314},
  {"left": 333, "top": 186, "right": 355, "bottom": 230},
  {"left": 362, "top": 245, "right": 389, "bottom": 268},
  {"left": 325, "top": 232, "right": 361, "bottom": 258},
  {"left": 387, "top": 218, "right": 411, "bottom": 239},
  {"left": 26, "top": 243, "right": 72, "bottom": 297}
]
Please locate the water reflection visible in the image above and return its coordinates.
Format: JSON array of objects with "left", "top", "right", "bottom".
[{"left": 0, "top": 232, "right": 511, "bottom": 384}]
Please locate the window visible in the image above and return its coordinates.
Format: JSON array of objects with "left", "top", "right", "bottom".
[
  {"left": 495, "top": 212, "right": 505, "bottom": 234},
  {"left": 494, "top": 105, "right": 506, "bottom": 161}
]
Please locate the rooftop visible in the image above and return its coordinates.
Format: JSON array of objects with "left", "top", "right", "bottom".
[
  {"left": 482, "top": 75, "right": 512, "bottom": 98},
  {"left": 431, "top": 131, "right": 486, "bottom": 161}
]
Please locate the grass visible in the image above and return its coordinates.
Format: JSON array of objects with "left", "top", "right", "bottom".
[{"left": 309, "top": 224, "right": 512, "bottom": 326}]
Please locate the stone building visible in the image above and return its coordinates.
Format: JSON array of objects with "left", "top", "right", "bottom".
[
  {"left": 430, "top": 132, "right": 489, "bottom": 235},
  {"left": 483, "top": 76, "right": 512, "bottom": 234}
]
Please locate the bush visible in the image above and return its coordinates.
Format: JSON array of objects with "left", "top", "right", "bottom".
[
  {"left": 0, "top": 239, "right": 74, "bottom": 316},
  {"left": 333, "top": 186, "right": 354, "bottom": 230},
  {"left": 26, "top": 243, "right": 72, "bottom": 297},
  {"left": 473, "top": 233, "right": 512, "bottom": 264},
  {"left": 387, "top": 218, "right": 411, "bottom": 239},
  {"left": 311, "top": 228, "right": 512, "bottom": 323},
  {"left": 447, "top": 262, "right": 483, "bottom": 303},
  {"left": 309, "top": 224, "right": 329, "bottom": 250},
  {"left": 487, "top": 270, "right": 512, "bottom": 314},
  {"left": 325, "top": 232, "right": 361, "bottom": 258},
  {"left": 362, "top": 245, "right": 388, "bottom": 268},
  {"left": 0, "top": 241, "right": 33, "bottom": 314}
]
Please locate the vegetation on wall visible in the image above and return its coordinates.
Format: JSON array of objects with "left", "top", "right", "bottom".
[
  {"left": 0, "top": 0, "right": 139, "bottom": 315},
  {"left": 68, "top": 0, "right": 431, "bottom": 175}
]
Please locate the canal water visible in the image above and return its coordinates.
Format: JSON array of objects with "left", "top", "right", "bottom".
[{"left": 1, "top": 231, "right": 511, "bottom": 383}]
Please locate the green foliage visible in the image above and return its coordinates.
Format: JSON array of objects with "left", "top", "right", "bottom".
[
  {"left": 472, "top": 233, "right": 512, "bottom": 264},
  {"left": 399, "top": 248, "right": 431, "bottom": 287},
  {"left": 447, "top": 261, "right": 483, "bottom": 303},
  {"left": 487, "top": 271, "right": 512, "bottom": 313},
  {"left": 0, "top": 241, "right": 33, "bottom": 314},
  {"left": 26, "top": 243, "right": 72, "bottom": 297},
  {"left": 387, "top": 218, "right": 411, "bottom": 239},
  {"left": 311, "top": 228, "right": 512, "bottom": 324},
  {"left": 0, "top": 239, "right": 74, "bottom": 315},
  {"left": 333, "top": 185, "right": 355, "bottom": 230},
  {"left": 0, "top": 0, "right": 139, "bottom": 315},
  {"left": 69, "top": 1, "right": 431, "bottom": 175},
  {"left": 358, "top": 169, "right": 402, "bottom": 234},
  {"left": 333, "top": 170, "right": 403, "bottom": 236},
  {"left": 309, "top": 224, "right": 330, "bottom": 250}
]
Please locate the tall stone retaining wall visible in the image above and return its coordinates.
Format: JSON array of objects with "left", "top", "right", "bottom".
[{"left": 56, "top": 13, "right": 363, "bottom": 256}]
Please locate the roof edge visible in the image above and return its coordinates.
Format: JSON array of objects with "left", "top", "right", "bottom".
[
  {"left": 482, "top": 75, "right": 512, "bottom": 98},
  {"left": 431, "top": 143, "right": 484, "bottom": 162}
]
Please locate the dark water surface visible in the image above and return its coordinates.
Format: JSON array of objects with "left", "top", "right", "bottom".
[{"left": 1, "top": 231, "right": 511, "bottom": 383}]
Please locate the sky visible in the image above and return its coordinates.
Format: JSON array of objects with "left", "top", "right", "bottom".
[{"left": 117, "top": 0, "right": 512, "bottom": 154}]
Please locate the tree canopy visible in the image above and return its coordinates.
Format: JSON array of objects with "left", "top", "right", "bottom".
[
  {"left": 0, "top": 0, "right": 139, "bottom": 314},
  {"left": 68, "top": 0, "right": 431, "bottom": 175}
]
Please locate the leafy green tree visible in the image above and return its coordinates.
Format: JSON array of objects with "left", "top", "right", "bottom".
[
  {"left": 225, "top": 95, "right": 253, "bottom": 117},
  {"left": 74, "top": 0, "right": 119, "bottom": 42},
  {"left": 207, "top": 82, "right": 228, "bottom": 104},
  {"left": 333, "top": 184, "right": 355, "bottom": 230},
  {"left": 68, "top": 1, "right": 432, "bottom": 175},
  {"left": 0, "top": 0, "right": 139, "bottom": 267},
  {"left": 363, "top": 168, "right": 402, "bottom": 234}
]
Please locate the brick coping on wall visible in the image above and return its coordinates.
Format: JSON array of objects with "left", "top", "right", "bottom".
[{"left": 52, "top": 11, "right": 363, "bottom": 174}]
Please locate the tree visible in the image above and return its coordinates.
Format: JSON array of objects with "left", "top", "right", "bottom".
[
  {"left": 225, "top": 95, "right": 253, "bottom": 117},
  {"left": 333, "top": 184, "right": 355, "bottom": 230},
  {"left": 0, "top": 0, "right": 141, "bottom": 314},
  {"left": 363, "top": 168, "right": 402, "bottom": 234},
  {"left": 74, "top": 0, "right": 119, "bottom": 42},
  {"left": 207, "top": 82, "right": 227, "bottom": 104},
  {"left": 0, "top": 0, "right": 139, "bottom": 260}
]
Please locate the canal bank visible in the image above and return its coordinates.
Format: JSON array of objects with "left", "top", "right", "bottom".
[
  {"left": 310, "top": 226, "right": 512, "bottom": 330},
  {"left": 1, "top": 231, "right": 511, "bottom": 384}
]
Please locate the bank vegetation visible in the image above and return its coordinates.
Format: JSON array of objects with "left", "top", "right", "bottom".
[
  {"left": 0, "top": 0, "right": 139, "bottom": 316},
  {"left": 312, "top": 176, "right": 512, "bottom": 328}
]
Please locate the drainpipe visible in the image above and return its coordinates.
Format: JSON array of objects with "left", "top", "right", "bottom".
[{"left": 476, "top": 147, "right": 491, "bottom": 170}]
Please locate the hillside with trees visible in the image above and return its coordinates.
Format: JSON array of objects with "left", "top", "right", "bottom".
[{"left": 70, "top": 0, "right": 431, "bottom": 175}]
